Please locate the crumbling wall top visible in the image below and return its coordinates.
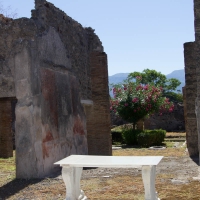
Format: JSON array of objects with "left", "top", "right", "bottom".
[{"left": 35, "top": 0, "right": 46, "bottom": 9}]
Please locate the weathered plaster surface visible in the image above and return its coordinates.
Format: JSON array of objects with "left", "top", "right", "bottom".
[{"left": 0, "top": 0, "right": 111, "bottom": 178}]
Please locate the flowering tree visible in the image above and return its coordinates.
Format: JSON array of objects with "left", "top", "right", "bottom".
[
  {"left": 128, "top": 69, "right": 183, "bottom": 103},
  {"left": 110, "top": 76, "right": 174, "bottom": 129}
]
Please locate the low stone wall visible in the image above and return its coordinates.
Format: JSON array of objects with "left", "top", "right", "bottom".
[{"left": 144, "top": 103, "right": 185, "bottom": 131}]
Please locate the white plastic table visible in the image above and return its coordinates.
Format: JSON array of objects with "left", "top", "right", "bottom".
[{"left": 55, "top": 155, "right": 163, "bottom": 200}]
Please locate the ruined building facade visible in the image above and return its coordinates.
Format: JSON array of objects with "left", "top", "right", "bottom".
[
  {"left": 184, "top": 0, "right": 200, "bottom": 158},
  {"left": 0, "top": 0, "right": 111, "bottom": 178}
]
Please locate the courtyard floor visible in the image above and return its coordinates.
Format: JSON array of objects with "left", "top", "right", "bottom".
[{"left": 1, "top": 132, "right": 200, "bottom": 199}]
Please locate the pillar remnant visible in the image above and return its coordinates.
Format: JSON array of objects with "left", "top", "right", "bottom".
[{"left": 184, "top": 42, "right": 198, "bottom": 156}]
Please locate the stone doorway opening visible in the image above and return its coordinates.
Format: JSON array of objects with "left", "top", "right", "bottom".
[{"left": 0, "top": 97, "right": 17, "bottom": 158}]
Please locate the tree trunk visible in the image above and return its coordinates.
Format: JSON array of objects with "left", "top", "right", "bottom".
[
  {"left": 133, "top": 123, "right": 136, "bottom": 130},
  {"left": 137, "top": 118, "right": 144, "bottom": 130}
]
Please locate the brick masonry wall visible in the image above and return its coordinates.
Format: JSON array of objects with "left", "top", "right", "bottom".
[
  {"left": 0, "top": 98, "right": 13, "bottom": 158},
  {"left": 86, "top": 52, "right": 112, "bottom": 155},
  {"left": 183, "top": 42, "right": 198, "bottom": 156},
  {"left": 194, "top": 0, "right": 200, "bottom": 160}
]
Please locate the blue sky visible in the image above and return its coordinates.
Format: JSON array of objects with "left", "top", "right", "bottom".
[{"left": 1, "top": 0, "right": 194, "bottom": 76}]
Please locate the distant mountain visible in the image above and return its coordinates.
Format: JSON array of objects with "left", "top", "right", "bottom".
[
  {"left": 108, "top": 73, "right": 129, "bottom": 85},
  {"left": 166, "top": 69, "right": 185, "bottom": 92},
  {"left": 109, "top": 69, "right": 185, "bottom": 95}
]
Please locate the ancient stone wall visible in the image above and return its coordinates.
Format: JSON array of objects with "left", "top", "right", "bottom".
[
  {"left": 194, "top": 0, "right": 200, "bottom": 160},
  {"left": 32, "top": 0, "right": 103, "bottom": 99},
  {"left": 144, "top": 103, "right": 185, "bottom": 131},
  {"left": 86, "top": 52, "right": 112, "bottom": 155},
  {"left": 0, "top": 0, "right": 111, "bottom": 178},
  {"left": 183, "top": 42, "right": 198, "bottom": 156},
  {"left": 183, "top": 0, "right": 200, "bottom": 158}
]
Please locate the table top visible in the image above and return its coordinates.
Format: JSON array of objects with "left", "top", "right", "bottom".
[{"left": 54, "top": 155, "right": 163, "bottom": 168}]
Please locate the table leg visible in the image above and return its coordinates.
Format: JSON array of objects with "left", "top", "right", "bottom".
[
  {"left": 142, "top": 165, "right": 160, "bottom": 200},
  {"left": 62, "top": 166, "right": 87, "bottom": 200}
]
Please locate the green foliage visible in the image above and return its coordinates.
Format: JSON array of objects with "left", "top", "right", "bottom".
[
  {"left": 137, "top": 129, "right": 166, "bottom": 147},
  {"left": 112, "top": 124, "right": 167, "bottom": 147},
  {"left": 127, "top": 69, "right": 181, "bottom": 93},
  {"left": 164, "top": 91, "right": 183, "bottom": 103},
  {"left": 122, "top": 128, "right": 141, "bottom": 145},
  {"left": 128, "top": 69, "right": 167, "bottom": 87},
  {"left": 111, "top": 130, "right": 124, "bottom": 144},
  {"left": 165, "top": 78, "right": 181, "bottom": 92},
  {"left": 111, "top": 124, "right": 136, "bottom": 144},
  {"left": 121, "top": 127, "right": 166, "bottom": 146}
]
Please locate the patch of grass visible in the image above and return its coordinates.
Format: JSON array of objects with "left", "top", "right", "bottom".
[
  {"left": 157, "top": 180, "right": 200, "bottom": 199},
  {"left": 0, "top": 152, "right": 16, "bottom": 186},
  {"left": 111, "top": 127, "right": 122, "bottom": 133},
  {"left": 111, "top": 124, "right": 133, "bottom": 133},
  {"left": 164, "top": 141, "right": 174, "bottom": 148},
  {"left": 112, "top": 141, "right": 122, "bottom": 145},
  {"left": 81, "top": 175, "right": 144, "bottom": 200},
  {"left": 166, "top": 132, "right": 186, "bottom": 138},
  {"left": 81, "top": 176, "right": 200, "bottom": 200},
  {"left": 163, "top": 141, "right": 186, "bottom": 148},
  {"left": 113, "top": 146, "right": 187, "bottom": 157}
]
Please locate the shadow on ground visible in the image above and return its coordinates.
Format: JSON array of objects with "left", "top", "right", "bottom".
[
  {"left": 190, "top": 156, "right": 199, "bottom": 165},
  {"left": 0, "top": 179, "right": 42, "bottom": 199},
  {"left": 0, "top": 170, "right": 61, "bottom": 199}
]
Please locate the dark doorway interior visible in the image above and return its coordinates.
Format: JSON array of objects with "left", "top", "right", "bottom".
[{"left": 0, "top": 97, "right": 17, "bottom": 158}]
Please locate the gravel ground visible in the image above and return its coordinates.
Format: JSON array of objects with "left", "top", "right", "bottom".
[
  {"left": 1, "top": 146, "right": 200, "bottom": 199},
  {"left": 81, "top": 156, "right": 199, "bottom": 182}
]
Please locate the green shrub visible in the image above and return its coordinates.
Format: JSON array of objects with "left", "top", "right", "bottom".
[
  {"left": 111, "top": 131, "right": 124, "bottom": 144},
  {"left": 137, "top": 129, "right": 166, "bottom": 147},
  {"left": 164, "top": 91, "right": 183, "bottom": 103},
  {"left": 122, "top": 129, "right": 141, "bottom": 145}
]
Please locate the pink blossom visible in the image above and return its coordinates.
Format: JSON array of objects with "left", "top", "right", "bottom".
[
  {"left": 144, "top": 85, "right": 149, "bottom": 90},
  {"left": 136, "top": 85, "right": 142, "bottom": 91},
  {"left": 132, "top": 98, "right": 138, "bottom": 103},
  {"left": 165, "top": 98, "right": 169, "bottom": 102},
  {"left": 136, "top": 76, "right": 142, "bottom": 80}
]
